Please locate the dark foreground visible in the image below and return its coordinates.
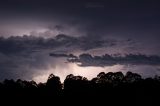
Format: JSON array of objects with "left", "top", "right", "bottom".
[{"left": 0, "top": 71, "right": 160, "bottom": 105}]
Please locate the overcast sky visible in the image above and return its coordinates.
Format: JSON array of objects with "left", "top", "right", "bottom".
[{"left": 0, "top": 0, "right": 160, "bottom": 82}]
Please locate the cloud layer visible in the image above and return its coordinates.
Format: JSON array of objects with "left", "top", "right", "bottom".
[
  {"left": 0, "top": 34, "right": 122, "bottom": 81},
  {"left": 0, "top": 34, "right": 120, "bottom": 54},
  {"left": 0, "top": 0, "right": 160, "bottom": 81},
  {"left": 65, "top": 53, "right": 160, "bottom": 67}
]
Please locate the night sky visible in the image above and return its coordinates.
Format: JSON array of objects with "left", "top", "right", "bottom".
[{"left": 0, "top": 0, "right": 160, "bottom": 82}]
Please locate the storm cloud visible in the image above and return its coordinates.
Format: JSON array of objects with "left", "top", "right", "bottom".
[
  {"left": 0, "top": 34, "right": 121, "bottom": 54},
  {"left": 0, "top": 33, "right": 159, "bottom": 81},
  {"left": 0, "top": 34, "right": 127, "bottom": 81},
  {"left": 0, "top": 0, "right": 160, "bottom": 81},
  {"left": 66, "top": 53, "right": 160, "bottom": 67}
]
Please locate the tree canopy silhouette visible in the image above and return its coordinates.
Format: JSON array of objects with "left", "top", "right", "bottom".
[{"left": 0, "top": 71, "right": 160, "bottom": 104}]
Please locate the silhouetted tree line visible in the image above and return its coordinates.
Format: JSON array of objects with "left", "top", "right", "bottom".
[{"left": 0, "top": 71, "right": 160, "bottom": 104}]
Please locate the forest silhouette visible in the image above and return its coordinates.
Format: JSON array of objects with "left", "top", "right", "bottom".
[{"left": 0, "top": 71, "right": 160, "bottom": 104}]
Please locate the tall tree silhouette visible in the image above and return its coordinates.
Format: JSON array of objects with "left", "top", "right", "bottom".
[{"left": 46, "top": 74, "right": 62, "bottom": 96}]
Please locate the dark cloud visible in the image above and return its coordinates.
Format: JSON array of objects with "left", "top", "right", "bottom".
[
  {"left": 0, "top": 34, "right": 120, "bottom": 55},
  {"left": 0, "top": 0, "right": 160, "bottom": 81},
  {"left": 67, "top": 53, "right": 160, "bottom": 67},
  {"left": 49, "top": 53, "right": 77, "bottom": 59},
  {"left": 0, "top": 0, "right": 160, "bottom": 50},
  {"left": 0, "top": 34, "right": 124, "bottom": 81}
]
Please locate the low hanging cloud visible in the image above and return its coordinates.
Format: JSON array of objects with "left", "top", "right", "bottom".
[
  {"left": 64, "top": 53, "right": 160, "bottom": 67},
  {"left": 0, "top": 34, "right": 123, "bottom": 81},
  {"left": 0, "top": 33, "right": 154, "bottom": 81},
  {"left": 0, "top": 34, "right": 119, "bottom": 54}
]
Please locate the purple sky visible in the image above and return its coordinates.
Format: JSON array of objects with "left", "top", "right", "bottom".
[{"left": 0, "top": 0, "right": 160, "bottom": 82}]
